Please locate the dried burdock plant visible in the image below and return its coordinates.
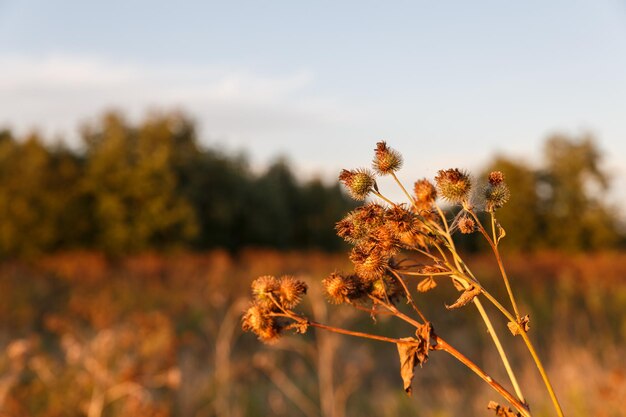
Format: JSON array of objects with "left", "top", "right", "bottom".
[{"left": 242, "top": 142, "right": 565, "bottom": 417}]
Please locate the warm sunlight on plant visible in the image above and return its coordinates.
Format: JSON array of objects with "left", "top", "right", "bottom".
[{"left": 242, "top": 141, "right": 565, "bottom": 417}]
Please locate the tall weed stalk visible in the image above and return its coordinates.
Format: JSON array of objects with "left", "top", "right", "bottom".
[{"left": 241, "top": 142, "right": 564, "bottom": 417}]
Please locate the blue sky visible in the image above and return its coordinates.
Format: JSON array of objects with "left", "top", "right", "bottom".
[{"left": 1, "top": 1, "right": 625, "bottom": 205}]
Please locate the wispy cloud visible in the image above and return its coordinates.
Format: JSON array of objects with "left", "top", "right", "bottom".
[{"left": 0, "top": 54, "right": 353, "bottom": 143}]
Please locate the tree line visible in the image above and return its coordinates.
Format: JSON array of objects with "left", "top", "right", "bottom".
[
  {"left": 0, "top": 111, "right": 355, "bottom": 257},
  {"left": 0, "top": 111, "right": 622, "bottom": 257}
]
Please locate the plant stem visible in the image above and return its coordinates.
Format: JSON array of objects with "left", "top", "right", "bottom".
[
  {"left": 450, "top": 275, "right": 526, "bottom": 404},
  {"left": 310, "top": 320, "right": 530, "bottom": 416},
  {"left": 388, "top": 269, "right": 428, "bottom": 323},
  {"left": 308, "top": 321, "right": 407, "bottom": 345},
  {"left": 372, "top": 190, "right": 397, "bottom": 207},
  {"left": 391, "top": 172, "right": 416, "bottom": 206},
  {"left": 453, "top": 209, "right": 562, "bottom": 415},
  {"left": 519, "top": 331, "right": 564, "bottom": 417},
  {"left": 431, "top": 207, "right": 526, "bottom": 403},
  {"left": 432, "top": 336, "right": 531, "bottom": 417}
]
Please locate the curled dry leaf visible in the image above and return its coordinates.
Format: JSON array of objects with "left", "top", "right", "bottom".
[
  {"left": 396, "top": 322, "right": 432, "bottom": 396},
  {"left": 496, "top": 221, "right": 506, "bottom": 244},
  {"left": 417, "top": 276, "right": 437, "bottom": 292},
  {"left": 445, "top": 285, "right": 481, "bottom": 309},
  {"left": 487, "top": 401, "right": 522, "bottom": 417},
  {"left": 507, "top": 315, "right": 530, "bottom": 336}
]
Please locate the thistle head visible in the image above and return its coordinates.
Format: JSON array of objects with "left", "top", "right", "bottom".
[
  {"left": 435, "top": 168, "right": 472, "bottom": 203},
  {"left": 322, "top": 272, "right": 366, "bottom": 304},
  {"left": 278, "top": 276, "right": 308, "bottom": 309},
  {"left": 339, "top": 169, "right": 377, "bottom": 200},
  {"left": 488, "top": 171, "right": 505, "bottom": 186},
  {"left": 251, "top": 275, "right": 280, "bottom": 307},
  {"left": 242, "top": 303, "right": 281, "bottom": 343},
  {"left": 413, "top": 179, "right": 437, "bottom": 211},
  {"left": 458, "top": 215, "right": 476, "bottom": 234},
  {"left": 351, "top": 245, "right": 389, "bottom": 281},
  {"left": 484, "top": 171, "right": 510, "bottom": 212},
  {"left": 373, "top": 141, "right": 403, "bottom": 175}
]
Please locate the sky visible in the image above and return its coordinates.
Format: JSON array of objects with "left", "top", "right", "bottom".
[{"left": 0, "top": 0, "right": 625, "bottom": 205}]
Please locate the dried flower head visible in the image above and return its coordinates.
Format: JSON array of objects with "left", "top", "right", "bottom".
[
  {"left": 278, "top": 276, "right": 308, "bottom": 309},
  {"left": 351, "top": 245, "right": 389, "bottom": 280},
  {"left": 484, "top": 182, "right": 510, "bottom": 212},
  {"left": 336, "top": 203, "right": 386, "bottom": 244},
  {"left": 242, "top": 303, "right": 281, "bottom": 343},
  {"left": 413, "top": 179, "right": 437, "bottom": 211},
  {"left": 435, "top": 168, "right": 472, "bottom": 203},
  {"left": 385, "top": 205, "right": 420, "bottom": 236},
  {"left": 251, "top": 275, "right": 280, "bottom": 307},
  {"left": 373, "top": 141, "right": 403, "bottom": 174},
  {"left": 488, "top": 171, "right": 505, "bottom": 186},
  {"left": 458, "top": 215, "right": 476, "bottom": 234},
  {"left": 322, "top": 272, "right": 365, "bottom": 304},
  {"left": 339, "top": 168, "right": 376, "bottom": 200}
]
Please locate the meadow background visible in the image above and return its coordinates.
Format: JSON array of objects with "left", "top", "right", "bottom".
[
  {"left": 1, "top": 1, "right": 626, "bottom": 416},
  {"left": 0, "top": 113, "right": 624, "bottom": 416}
]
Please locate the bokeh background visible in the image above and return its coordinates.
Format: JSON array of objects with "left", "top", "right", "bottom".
[{"left": 0, "top": 1, "right": 625, "bottom": 416}]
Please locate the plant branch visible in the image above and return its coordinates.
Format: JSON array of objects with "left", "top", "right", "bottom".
[{"left": 432, "top": 336, "right": 531, "bottom": 417}]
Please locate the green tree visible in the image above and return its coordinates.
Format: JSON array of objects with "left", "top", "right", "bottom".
[
  {"left": 540, "top": 134, "right": 620, "bottom": 250},
  {"left": 82, "top": 112, "right": 197, "bottom": 253},
  {"left": 0, "top": 132, "right": 85, "bottom": 256}
]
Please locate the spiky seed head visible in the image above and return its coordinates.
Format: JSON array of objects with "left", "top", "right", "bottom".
[
  {"left": 413, "top": 179, "right": 437, "bottom": 209},
  {"left": 335, "top": 205, "right": 383, "bottom": 244},
  {"left": 322, "top": 272, "right": 364, "bottom": 304},
  {"left": 484, "top": 183, "right": 510, "bottom": 212},
  {"left": 458, "top": 215, "right": 476, "bottom": 234},
  {"left": 278, "top": 276, "right": 308, "bottom": 309},
  {"left": 352, "top": 246, "right": 388, "bottom": 280},
  {"left": 373, "top": 141, "right": 403, "bottom": 175},
  {"left": 242, "top": 303, "right": 280, "bottom": 343},
  {"left": 488, "top": 171, "right": 505, "bottom": 186},
  {"left": 339, "top": 169, "right": 376, "bottom": 200},
  {"left": 435, "top": 168, "right": 472, "bottom": 203},
  {"left": 355, "top": 203, "right": 386, "bottom": 225},
  {"left": 385, "top": 205, "right": 419, "bottom": 235},
  {"left": 251, "top": 275, "right": 280, "bottom": 307}
]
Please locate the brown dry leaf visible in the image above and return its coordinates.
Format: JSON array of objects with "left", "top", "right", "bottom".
[
  {"left": 396, "top": 338, "right": 419, "bottom": 396},
  {"left": 451, "top": 276, "right": 466, "bottom": 291},
  {"left": 445, "top": 285, "right": 481, "bottom": 309},
  {"left": 487, "top": 400, "right": 522, "bottom": 417},
  {"left": 417, "top": 277, "right": 437, "bottom": 292},
  {"left": 496, "top": 222, "right": 506, "bottom": 244},
  {"left": 396, "top": 323, "right": 432, "bottom": 396},
  {"left": 507, "top": 315, "right": 530, "bottom": 336}
]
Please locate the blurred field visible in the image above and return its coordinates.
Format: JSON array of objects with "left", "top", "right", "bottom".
[{"left": 0, "top": 250, "right": 625, "bottom": 417}]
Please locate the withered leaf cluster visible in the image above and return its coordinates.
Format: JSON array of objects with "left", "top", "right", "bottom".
[{"left": 396, "top": 322, "right": 433, "bottom": 396}]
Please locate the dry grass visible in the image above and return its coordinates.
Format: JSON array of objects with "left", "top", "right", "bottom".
[{"left": 0, "top": 249, "right": 624, "bottom": 416}]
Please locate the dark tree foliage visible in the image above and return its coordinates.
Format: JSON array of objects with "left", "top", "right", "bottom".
[
  {"left": 0, "top": 111, "right": 355, "bottom": 257},
  {"left": 482, "top": 133, "right": 622, "bottom": 252}
]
